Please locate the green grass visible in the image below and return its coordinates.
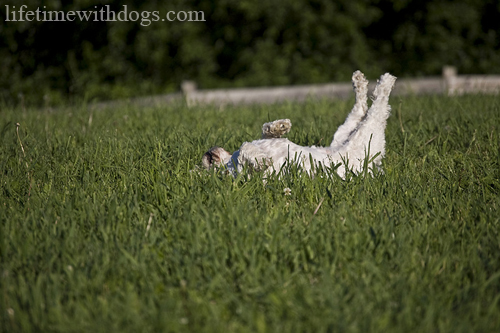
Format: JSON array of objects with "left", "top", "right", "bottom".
[{"left": 1, "top": 95, "right": 499, "bottom": 332}]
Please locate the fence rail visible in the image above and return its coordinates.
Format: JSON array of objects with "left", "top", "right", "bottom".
[{"left": 92, "top": 66, "right": 500, "bottom": 110}]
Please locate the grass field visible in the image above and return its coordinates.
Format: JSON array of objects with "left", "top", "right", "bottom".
[{"left": 1, "top": 94, "right": 499, "bottom": 332}]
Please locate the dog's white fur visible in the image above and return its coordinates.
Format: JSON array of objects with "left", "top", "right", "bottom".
[{"left": 202, "top": 71, "right": 397, "bottom": 178}]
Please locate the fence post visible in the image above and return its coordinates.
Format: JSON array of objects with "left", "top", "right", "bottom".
[
  {"left": 181, "top": 81, "right": 197, "bottom": 107},
  {"left": 443, "top": 66, "right": 457, "bottom": 95}
]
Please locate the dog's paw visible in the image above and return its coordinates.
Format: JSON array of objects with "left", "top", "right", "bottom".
[
  {"left": 352, "top": 70, "right": 368, "bottom": 91},
  {"left": 373, "top": 73, "right": 397, "bottom": 98},
  {"left": 262, "top": 119, "right": 292, "bottom": 139}
]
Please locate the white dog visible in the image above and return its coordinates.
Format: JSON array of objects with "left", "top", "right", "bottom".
[{"left": 202, "top": 71, "right": 397, "bottom": 178}]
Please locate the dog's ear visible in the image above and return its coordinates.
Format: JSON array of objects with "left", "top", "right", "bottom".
[
  {"left": 202, "top": 149, "right": 216, "bottom": 170},
  {"left": 202, "top": 146, "right": 232, "bottom": 170}
]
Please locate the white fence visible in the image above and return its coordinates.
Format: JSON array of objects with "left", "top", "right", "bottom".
[{"left": 93, "top": 66, "right": 500, "bottom": 109}]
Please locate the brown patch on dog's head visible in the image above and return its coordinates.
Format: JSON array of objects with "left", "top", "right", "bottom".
[{"left": 202, "top": 146, "right": 232, "bottom": 170}]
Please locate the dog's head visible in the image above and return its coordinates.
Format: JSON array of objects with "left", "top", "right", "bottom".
[{"left": 202, "top": 146, "right": 232, "bottom": 170}]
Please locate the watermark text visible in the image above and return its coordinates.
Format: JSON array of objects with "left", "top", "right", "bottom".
[{"left": 4, "top": 5, "right": 206, "bottom": 26}]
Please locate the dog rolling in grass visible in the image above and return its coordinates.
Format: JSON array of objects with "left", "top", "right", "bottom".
[{"left": 202, "top": 71, "right": 397, "bottom": 178}]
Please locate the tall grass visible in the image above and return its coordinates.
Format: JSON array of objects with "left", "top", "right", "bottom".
[{"left": 1, "top": 95, "right": 499, "bottom": 332}]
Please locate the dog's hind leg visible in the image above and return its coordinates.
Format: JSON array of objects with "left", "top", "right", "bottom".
[
  {"left": 330, "top": 70, "right": 369, "bottom": 149},
  {"left": 341, "top": 73, "right": 397, "bottom": 170}
]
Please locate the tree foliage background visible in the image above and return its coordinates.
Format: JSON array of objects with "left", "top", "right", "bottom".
[{"left": 1, "top": 0, "right": 499, "bottom": 105}]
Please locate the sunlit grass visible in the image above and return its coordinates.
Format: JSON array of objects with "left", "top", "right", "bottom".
[{"left": 1, "top": 95, "right": 499, "bottom": 332}]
